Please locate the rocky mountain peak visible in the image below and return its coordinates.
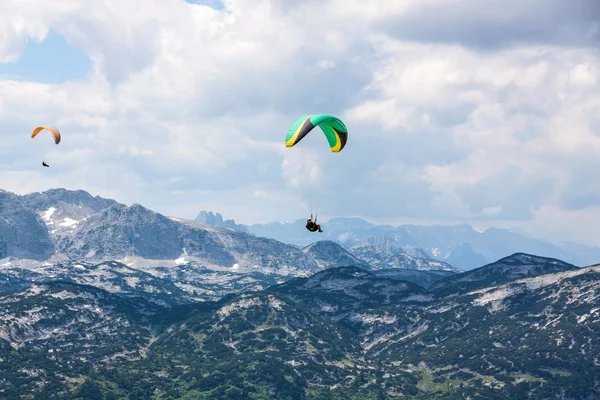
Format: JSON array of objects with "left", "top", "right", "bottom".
[
  {"left": 194, "top": 210, "right": 248, "bottom": 232},
  {"left": 23, "top": 188, "right": 118, "bottom": 211}
]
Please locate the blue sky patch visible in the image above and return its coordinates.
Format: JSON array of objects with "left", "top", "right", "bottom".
[
  {"left": 0, "top": 30, "right": 92, "bottom": 84},
  {"left": 185, "top": 0, "right": 225, "bottom": 10}
]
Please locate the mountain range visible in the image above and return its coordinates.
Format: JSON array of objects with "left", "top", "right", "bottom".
[
  {"left": 7, "top": 187, "right": 600, "bottom": 274},
  {"left": 1, "top": 253, "right": 598, "bottom": 399},
  {"left": 193, "top": 211, "right": 600, "bottom": 270},
  {"left": 0, "top": 188, "right": 458, "bottom": 303},
  {"left": 0, "top": 189, "right": 365, "bottom": 276},
  {"left": 0, "top": 189, "right": 460, "bottom": 275}
]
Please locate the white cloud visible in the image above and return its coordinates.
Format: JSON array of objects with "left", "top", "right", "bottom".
[{"left": 0, "top": 0, "right": 599, "bottom": 242}]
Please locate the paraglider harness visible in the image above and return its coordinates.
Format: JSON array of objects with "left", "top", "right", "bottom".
[{"left": 306, "top": 215, "right": 322, "bottom": 232}]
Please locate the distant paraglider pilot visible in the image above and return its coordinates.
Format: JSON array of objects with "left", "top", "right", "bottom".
[
  {"left": 31, "top": 126, "right": 60, "bottom": 169},
  {"left": 306, "top": 216, "right": 323, "bottom": 233}
]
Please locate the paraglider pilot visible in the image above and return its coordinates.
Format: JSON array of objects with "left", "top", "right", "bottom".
[{"left": 306, "top": 215, "right": 323, "bottom": 233}]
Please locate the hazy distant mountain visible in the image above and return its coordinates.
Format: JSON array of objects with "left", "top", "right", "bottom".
[
  {"left": 246, "top": 217, "right": 600, "bottom": 269},
  {"left": 347, "top": 236, "right": 460, "bottom": 272},
  {"left": 200, "top": 214, "right": 457, "bottom": 271}
]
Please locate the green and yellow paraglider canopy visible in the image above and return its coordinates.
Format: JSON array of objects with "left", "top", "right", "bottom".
[{"left": 285, "top": 114, "right": 347, "bottom": 152}]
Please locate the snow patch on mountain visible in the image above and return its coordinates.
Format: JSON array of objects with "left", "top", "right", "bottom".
[
  {"left": 59, "top": 218, "right": 79, "bottom": 227},
  {"left": 42, "top": 207, "right": 56, "bottom": 223}
]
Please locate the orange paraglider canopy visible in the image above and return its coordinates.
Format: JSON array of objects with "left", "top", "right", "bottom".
[{"left": 31, "top": 126, "right": 61, "bottom": 144}]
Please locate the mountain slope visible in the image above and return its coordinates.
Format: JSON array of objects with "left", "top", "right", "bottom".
[
  {"left": 0, "top": 282, "right": 164, "bottom": 398},
  {"left": 139, "top": 291, "right": 360, "bottom": 398},
  {"left": 0, "top": 260, "right": 196, "bottom": 306},
  {"left": 1, "top": 261, "right": 600, "bottom": 399},
  {"left": 301, "top": 240, "right": 371, "bottom": 270},
  {"left": 365, "top": 265, "right": 600, "bottom": 399},
  {"left": 0, "top": 190, "right": 54, "bottom": 260},
  {"left": 430, "top": 253, "right": 579, "bottom": 296},
  {"left": 0, "top": 258, "right": 289, "bottom": 303},
  {"left": 6, "top": 187, "right": 600, "bottom": 273},
  {"left": 268, "top": 266, "right": 428, "bottom": 321},
  {"left": 372, "top": 268, "right": 456, "bottom": 288},
  {"left": 2, "top": 189, "right": 360, "bottom": 277}
]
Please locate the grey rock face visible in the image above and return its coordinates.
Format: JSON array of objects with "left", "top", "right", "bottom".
[
  {"left": 54, "top": 203, "right": 185, "bottom": 260},
  {"left": 0, "top": 190, "right": 54, "bottom": 260}
]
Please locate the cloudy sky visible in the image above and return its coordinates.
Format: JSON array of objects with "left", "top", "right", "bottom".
[{"left": 1, "top": 0, "right": 599, "bottom": 244}]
